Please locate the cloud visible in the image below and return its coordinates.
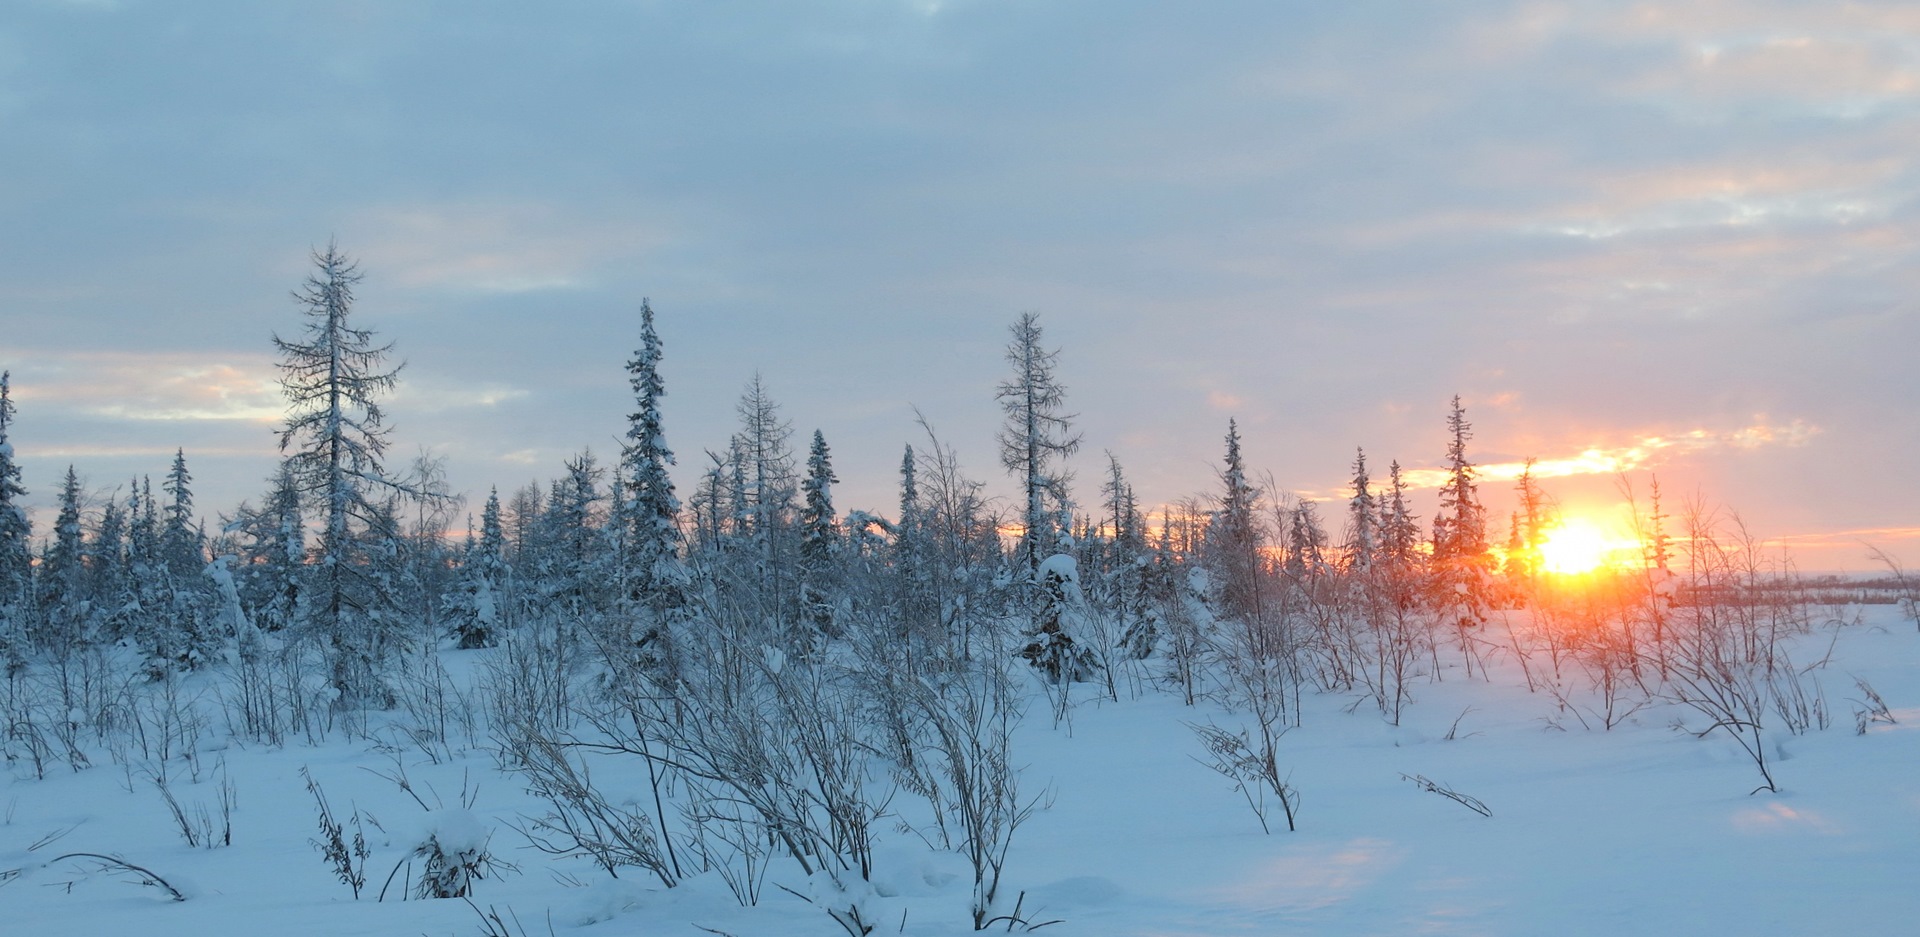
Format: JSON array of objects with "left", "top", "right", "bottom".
[
  {"left": 389, "top": 375, "right": 531, "bottom": 414},
  {"left": 1394, "top": 418, "right": 1819, "bottom": 491},
  {"left": 347, "top": 202, "right": 675, "bottom": 295},
  {"left": 6, "top": 350, "right": 282, "bottom": 423},
  {"left": 1, "top": 346, "right": 528, "bottom": 432},
  {"left": 1528, "top": 158, "right": 1903, "bottom": 242},
  {"left": 1627, "top": 32, "right": 1920, "bottom": 121},
  {"left": 1207, "top": 390, "right": 1244, "bottom": 411},
  {"left": 18, "top": 444, "right": 265, "bottom": 460},
  {"left": 1762, "top": 526, "right": 1920, "bottom": 548}
]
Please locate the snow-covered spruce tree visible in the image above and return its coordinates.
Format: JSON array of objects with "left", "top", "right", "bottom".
[
  {"left": 0, "top": 372, "right": 31, "bottom": 670},
  {"left": 442, "top": 488, "right": 508, "bottom": 650},
  {"left": 533, "top": 451, "right": 609, "bottom": 623},
  {"left": 126, "top": 476, "right": 161, "bottom": 622},
  {"left": 1022, "top": 555, "right": 1100, "bottom": 687},
  {"left": 1343, "top": 448, "right": 1376, "bottom": 572},
  {"left": 149, "top": 448, "right": 221, "bottom": 671},
  {"left": 224, "top": 464, "right": 305, "bottom": 633},
  {"left": 35, "top": 465, "right": 89, "bottom": 655},
  {"left": 996, "top": 312, "right": 1080, "bottom": 578},
  {"left": 88, "top": 487, "right": 130, "bottom": 643},
  {"left": 616, "top": 300, "right": 686, "bottom": 644},
  {"left": 116, "top": 470, "right": 210, "bottom": 674},
  {"left": 1378, "top": 459, "right": 1421, "bottom": 571},
  {"left": 1100, "top": 452, "right": 1155, "bottom": 659},
  {"left": 273, "top": 243, "right": 409, "bottom": 708},
  {"left": 1430, "top": 396, "right": 1493, "bottom": 627},
  {"left": 799, "top": 429, "right": 840, "bottom": 635},
  {"left": 361, "top": 497, "right": 415, "bottom": 653},
  {"left": 161, "top": 449, "right": 205, "bottom": 580},
  {"left": 891, "top": 443, "right": 935, "bottom": 641},
  {"left": 1211, "top": 419, "right": 1263, "bottom": 625},
  {"left": 1283, "top": 500, "right": 1328, "bottom": 582}
]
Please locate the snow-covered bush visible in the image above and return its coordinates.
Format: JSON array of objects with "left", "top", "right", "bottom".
[{"left": 407, "top": 809, "right": 499, "bottom": 900}]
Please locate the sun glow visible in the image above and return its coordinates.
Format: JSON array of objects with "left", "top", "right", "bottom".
[{"left": 1537, "top": 518, "right": 1633, "bottom": 575}]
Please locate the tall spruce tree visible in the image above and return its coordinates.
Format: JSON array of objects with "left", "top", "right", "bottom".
[
  {"left": 1212, "top": 418, "right": 1263, "bottom": 622},
  {"left": 127, "top": 476, "right": 159, "bottom": 606},
  {"left": 1101, "top": 452, "right": 1153, "bottom": 658},
  {"left": 1431, "top": 396, "right": 1486, "bottom": 563},
  {"left": 37, "top": 465, "right": 88, "bottom": 653},
  {"left": 273, "top": 242, "right": 407, "bottom": 705},
  {"left": 89, "top": 489, "right": 130, "bottom": 641},
  {"left": 618, "top": 300, "right": 685, "bottom": 625},
  {"left": 996, "top": 312, "right": 1080, "bottom": 576},
  {"left": 892, "top": 443, "right": 936, "bottom": 640},
  {"left": 1379, "top": 459, "right": 1420, "bottom": 568},
  {"left": 896, "top": 444, "right": 920, "bottom": 561},
  {"left": 800, "top": 430, "right": 839, "bottom": 568},
  {"left": 799, "top": 429, "right": 839, "bottom": 633},
  {"left": 161, "top": 449, "right": 204, "bottom": 579},
  {"left": 1344, "top": 447, "right": 1377, "bottom": 572},
  {"left": 1431, "top": 396, "right": 1491, "bottom": 624}
]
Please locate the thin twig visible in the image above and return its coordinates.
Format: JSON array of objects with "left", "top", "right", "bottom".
[{"left": 51, "top": 852, "right": 187, "bottom": 901}]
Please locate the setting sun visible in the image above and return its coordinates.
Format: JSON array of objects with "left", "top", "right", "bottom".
[{"left": 1537, "top": 518, "right": 1619, "bottom": 575}]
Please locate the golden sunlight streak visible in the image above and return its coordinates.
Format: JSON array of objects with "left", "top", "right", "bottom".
[{"left": 1392, "top": 418, "right": 1819, "bottom": 491}]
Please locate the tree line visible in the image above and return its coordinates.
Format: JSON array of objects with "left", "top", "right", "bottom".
[{"left": 0, "top": 243, "right": 1665, "bottom": 704}]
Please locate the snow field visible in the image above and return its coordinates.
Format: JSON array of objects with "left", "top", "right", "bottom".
[{"left": 3, "top": 606, "right": 1917, "bottom": 936}]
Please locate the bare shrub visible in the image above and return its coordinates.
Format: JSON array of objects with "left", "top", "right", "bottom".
[
  {"left": 149, "top": 760, "right": 234, "bottom": 848},
  {"left": 1660, "top": 500, "right": 1820, "bottom": 795},
  {"left": 1867, "top": 546, "right": 1920, "bottom": 630},
  {"left": 1666, "top": 646, "right": 1776, "bottom": 795},
  {"left": 864, "top": 644, "right": 1042, "bottom": 929},
  {"left": 1850, "top": 676, "right": 1896, "bottom": 735},
  {"left": 1189, "top": 720, "right": 1299, "bottom": 833},
  {"left": 1400, "top": 774, "right": 1491, "bottom": 817},
  {"left": 303, "top": 768, "right": 370, "bottom": 898},
  {"left": 494, "top": 719, "right": 677, "bottom": 888}
]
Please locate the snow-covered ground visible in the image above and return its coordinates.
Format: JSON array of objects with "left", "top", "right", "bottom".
[{"left": 5, "top": 605, "right": 1917, "bottom": 936}]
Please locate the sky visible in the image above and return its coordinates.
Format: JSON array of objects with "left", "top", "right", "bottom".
[{"left": 0, "top": 0, "right": 1915, "bottom": 570}]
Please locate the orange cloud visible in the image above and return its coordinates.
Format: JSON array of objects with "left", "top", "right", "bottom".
[{"left": 1395, "top": 418, "right": 1819, "bottom": 490}]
